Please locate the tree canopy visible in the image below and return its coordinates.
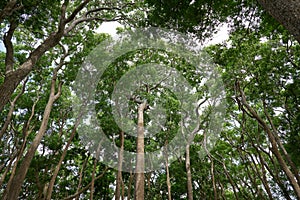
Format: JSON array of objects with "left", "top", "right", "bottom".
[{"left": 0, "top": 0, "right": 299, "bottom": 199}]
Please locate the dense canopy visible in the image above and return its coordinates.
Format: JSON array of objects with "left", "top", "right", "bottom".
[{"left": 0, "top": 0, "right": 299, "bottom": 199}]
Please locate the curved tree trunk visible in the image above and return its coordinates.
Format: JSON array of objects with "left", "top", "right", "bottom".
[{"left": 235, "top": 81, "right": 300, "bottom": 199}]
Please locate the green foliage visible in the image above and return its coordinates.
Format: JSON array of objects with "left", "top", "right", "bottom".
[{"left": 1, "top": 0, "right": 300, "bottom": 199}]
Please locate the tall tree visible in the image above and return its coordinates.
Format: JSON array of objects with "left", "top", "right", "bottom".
[{"left": 1, "top": 0, "right": 300, "bottom": 199}]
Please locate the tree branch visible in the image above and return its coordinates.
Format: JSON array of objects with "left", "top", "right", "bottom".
[
  {"left": 235, "top": 80, "right": 300, "bottom": 198},
  {"left": 3, "top": 19, "right": 17, "bottom": 74},
  {"left": 0, "top": 0, "right": 23, "bottom": 24},
  {"left": 65, "top": 0, "right": 91, "bottom": 24},
  {"left": 63, "top": 167, "right": 108, "bottom": 200}
]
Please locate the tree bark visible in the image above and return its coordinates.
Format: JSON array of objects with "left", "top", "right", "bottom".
[
  {"left": 0, "top": 0, "right": 86, "bottom": 112},
  {"left": 90, "top": 158, "right": 97, "bottom": 200},
  {"left": 257, "top": 0, "right": 300, "bottom": 43},
  {"left": 127, "top": 169, "right": 134, "bottom": 200},
  {"left": 235, "top": 80, "right": 300, "bottom": 199},
  {"left": 4, "top": 71, "right": 62, "bottom": 200},
  {"left": 0, "top": 77, "right": 27, "bottom": 139},
  {"left": 75, "top": 157, "right": 88, "bottom": 200},
  {"left": 185, "top": 144, "right": 193, "bottom": 200},
  {"left": 0, "top": 0, "right": 22, "bottom": 23},
  {"left": 0, "top": 27, "right": 65, "bottom": 112},
  {"left": 134, "top": 102, "right": 147, "bottom": 200},
  {"left": 164, "top": 141, "right": 172, "bottom": 200},
  {"left": 115, "top": 131, "right": 125, "bottom": 200},
  {"left": 45, "top": 117, "right": 81, "bottom": 200}
]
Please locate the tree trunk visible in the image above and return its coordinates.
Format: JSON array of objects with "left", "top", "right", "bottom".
[
  {"left": 4, "top": 75, "right": 62, "bottom": 200},
  {"left": 0, "top": 77, "right": 27, "bottom": 139},
  {"left": 235, "top": 81, "right": 300, "bottom": 198},
  {"left": 134, "top": 102, "right": 147, "bottom": 200},
  {"left": 45, "top": 118, "right": 81, "bottom": 200},
  {"left": 0, "top": 0, "right": 22, "bottom": 24},
  {"left": 75, "top": 157, "right": 88, "bottom": 200},
  {"left": 0, "top": 68, "right": 30, "bottom": 112},
  {"left": 0, "top": 31, "right": 65, "bottom": 112},
  {"left": 115, "top": 131, "right": 124, "bottom": 200},
  {"left": 185, "top": 144, "right": 193, "bottom": 200},
  {"left": 0, "top": 2, "right": 68, "bottom": 113},
  {"left": 210, "top": 159, "right": 217, "bottom": 200},
  {"left": 164, "top": 141, "right": 172, "bottom": 200},
  {"left": 257, "top": 0, "right": 300, "bottom": 43},
  {"left": 90, "top": 158, "right": 97, "bottom": 200},
  {"left": 4, "top": 97, "right": 57, "bottom": 200},
  {"left": 127, "top": 169, "right": 134, "bottom": 200},
  {"left": 63, "top": 167, "right": 108, "bottom": 200}
]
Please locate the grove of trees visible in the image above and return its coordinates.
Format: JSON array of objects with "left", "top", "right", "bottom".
[{"left": 0, "top": 0, "right": 299, "bottom": 199}]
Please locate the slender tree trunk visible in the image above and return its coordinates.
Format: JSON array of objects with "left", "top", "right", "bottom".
[
  {"left": 63, "top": 167, "right": 108, "bottom": 200},
  {"left": 115, "top": 131, "right": 125, "bottom": 200},
  {"left": 127, "top": 168, "right": 134, "bottom": 200},
  {"left": 204, "top": 132, "right": 217, "bottom": 200},
  {"left": 45, "top": 118, "right": 81, "bottom": 200},
  {"left": 185, "top": 144, "right": 193, "bottom": 200},
  {"left": 0, "top": 149, "right": 17, "bottom": 188},
  {"left": 4, "top": 72, "right": 62, "bottom": 200},
  {"left": 235, "top": 81, "right": 300, "bottom": 198},
  {"left": 210, "top": 159, "right": 217, "bottom": 200},
  {"left": 90, "top": 143, "right": 102, "bottom": 200},
  {"left": 263, "top": 104, "right": 300, "bottom": 184},
  {"left": 164, "top": 141, "right": 172, "bottom": 200},
  {"left": 215, "top": 154, "right": 240, "bottom": 200},
  {"left": 134, "top": 102, "right": 147, "bottom": 200},
  {"left": 257, "top": 145, "right": 292, "bottom": 200},
  {"left": 166, "top": 157, "right": 172, "bottom": 200},
  {"left": 90, "top": 158, "right": 97, "bottom": 200},
  {"left": 4, "top": 96, "right": 57, "bottom": 200},
  {"left": 121, "top": 179, "right": 125, "bottom": 200},
  {"left": 257, "top": 151, "right": 274, "bottom": 200},
  {"left": 75, "top": 157, "right": 88, "bottom": 200},
  {"left": 0, "top": 76, "right": 27, "bottom": 139}
]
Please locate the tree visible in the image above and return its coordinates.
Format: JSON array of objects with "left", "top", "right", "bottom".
[
  {"left": 1, "top": 0, "right": 300, "bottom": 199},
  {"left": 0, "top": 1, "right": 140, "bottom": 199},
  {"left": 0, "top": 0, "right": 138, "bottom": 112},
  {"left": 205, "top": 27, "right": 300, "bottom": 198}
]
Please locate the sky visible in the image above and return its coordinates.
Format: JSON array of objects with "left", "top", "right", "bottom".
[
  {"left": 0, "top": 40, "right": 4, "bottom": 52},
  {"left": 97, "top": 22, "right": 229, "bottom": 46},
  {"left": 0, "top": 21, "right": 229, "bottom": 52}
]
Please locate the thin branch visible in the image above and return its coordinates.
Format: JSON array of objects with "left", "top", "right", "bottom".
[
  {"left": 63, "top": 167, "right": 109, "bottom": 200},
  {"left": 65, "top": 0, "right": 91, "bottom": 24},
  {"left": 64, "top": 15, "right": 124, "bottom": 35},
  {"left": 235, "top": 80, "right": 300, "bottom": 198}
]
